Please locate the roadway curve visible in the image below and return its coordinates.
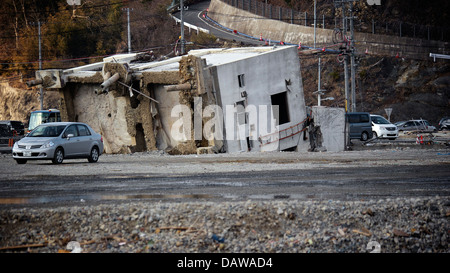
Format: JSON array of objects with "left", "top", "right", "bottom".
[{"left": 172, "top": 1, "right": 265, "bottom": 45}]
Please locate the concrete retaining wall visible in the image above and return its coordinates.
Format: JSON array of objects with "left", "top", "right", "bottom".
[{"left": 208, "top": 0, "right": 449, "bottom": 59}]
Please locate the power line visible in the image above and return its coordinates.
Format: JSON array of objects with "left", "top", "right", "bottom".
[
  {"left": 0, "top": 43, "right": 177, "bottom": 71},
  {"left": 0, "top": 14, "right": 163, "bottom": 40},
  {"left": 0, "top": 0, "right": 137, "bottom": 15}
]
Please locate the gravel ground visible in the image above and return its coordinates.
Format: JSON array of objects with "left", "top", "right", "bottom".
[
  {"left": 0, "top": 196, "right": 448, "bottom": 253},
  {"left": 1, "top": 145, "right": 449, "bottom": 253}
]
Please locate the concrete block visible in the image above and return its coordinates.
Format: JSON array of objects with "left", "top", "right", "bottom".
[{"left": 311, "top": 107, "right": 345, "bottom": 152}]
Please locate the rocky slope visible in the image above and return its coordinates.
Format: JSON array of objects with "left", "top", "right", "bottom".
[{"left": 0, "top": 81, "right": 59, "bottom": 126}]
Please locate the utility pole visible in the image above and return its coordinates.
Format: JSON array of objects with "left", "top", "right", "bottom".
[
  {"left": 314, "top": 0, "right": 316, "bottom": 49},
  {"left": 123, "top": 7, "right": 133, "bottom": 54},
  {"left": 36, "top": 21, "right": 43, "bottom": 110},
  {"left": 180, "top": 0, "right": 185, "bottom": 55},
  {"left": 336, "top": 0, "right": 356, "bottom": 112},
  {"left": 337, "top": 0, "right": 349, "bottom": 113},
  {"left": 317, "top": 57, "right": 322, "bottom": 106},
  {"left": 314, "top": 0, "right": 325, "bottom": 106},
  {"left": 349, "top": 1, "right": 356, "bottom": 112},
  {"left": 344, "top": 56, "right": 349, "bottom": 112}
]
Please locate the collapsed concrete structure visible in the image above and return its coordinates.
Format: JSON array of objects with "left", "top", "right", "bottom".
[{"left": 31, "top": 46, "right": 338, "bottom": 154}]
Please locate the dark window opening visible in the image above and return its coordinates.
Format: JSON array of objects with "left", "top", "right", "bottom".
[
  {"left": 134, "top": 123, "right": 147, "bottom": 152},
  {"left": 246, "top": 137, "right": 252, "bottom": 151},
  {"left": 282, "top": 146, "right": 297, "bottom": 152},
  {"left": 271, "top": 92, "right": 290, "bottom": 125},
  {"left": 238, "top": 74, "right": 245, "bottom": 88},
  {"left": 130, "top": 82, "right": 141, "bottom": 109}
]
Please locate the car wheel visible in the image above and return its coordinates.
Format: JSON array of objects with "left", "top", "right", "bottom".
[
  {"left": 15, "top": 159, "right": 27, "bottom": 164},
  {"left": 361, "top": 131, "right": 369, "bottom": 141},
  {"left": 372, "top": 132, "right": 378, "bottom": 139},
  {"left": 52, "top": 147, "right": 64, "bottom": 164},
  {"left": 88, "top": 147, "right": 99, "bottom": 163}
]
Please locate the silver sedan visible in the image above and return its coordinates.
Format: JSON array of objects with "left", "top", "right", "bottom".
[{"left": 12, "top": 122, "right": 104, "bottom": 164}]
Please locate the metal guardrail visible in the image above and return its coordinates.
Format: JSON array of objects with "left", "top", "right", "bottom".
[
  {"left": 170, "top": 14, "right": 211, "bottom": 35},
  {"left": 259, "top": 116, "right": 310, "bottom": 146}
]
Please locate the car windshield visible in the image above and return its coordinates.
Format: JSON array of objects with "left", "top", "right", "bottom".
[
  {"left": 10, "top": 121, "right": 23, "bottom": 128},
  {"left": 28, "top": 125, "right": 66, "bottom": 137},
  {"left": 371, "top": 116, "right": 390, "bottom": 124}
]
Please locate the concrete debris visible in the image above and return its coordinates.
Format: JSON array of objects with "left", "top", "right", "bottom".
[{"left": 1, "top": 197, "right": 448, "bottom": 253}]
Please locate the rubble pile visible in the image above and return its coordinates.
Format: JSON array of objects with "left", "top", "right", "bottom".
[{"left": 1, "top": 197, "right": 448, "bottom": 253}]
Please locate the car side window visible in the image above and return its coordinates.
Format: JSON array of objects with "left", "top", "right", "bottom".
[
  {"left": 360, "top": 115, "right": 368, "bottom": 122},
  {"left": 348, "top": 115, "right": 358, "bottom": 123},
  {"left": 77, "top": 125, "right": 91, "bottom": 136},
  {"left": 64, "top": 125, "right": 79, "bottom": 137}
]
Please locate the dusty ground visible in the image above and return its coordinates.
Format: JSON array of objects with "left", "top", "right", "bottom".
[{"left": 0, "top": 141, "right": 449, "bottom": 255}]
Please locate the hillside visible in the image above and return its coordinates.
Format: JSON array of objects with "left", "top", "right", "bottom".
[
  {"left": 0, "top": 0, "right": 449, "bottom": 127},
  {"left": 0, "top": 82, "right": 59, "bottom": 123},
  {"left": 2, "top": 53, "right": 448, "bottom": 126},
  {"left": 301, "top": 55, "right": 450, "bottom": 124}
]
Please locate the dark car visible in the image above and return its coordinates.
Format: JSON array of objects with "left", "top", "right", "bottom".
[
  {"left": 438, "top": 117, "right": 450, "bottom": 131},
  {"left": 346, "top": 112, "right": 373, "bottom": 141},
  {"left": 0, "top": 120, "right": 25, "bottom": 136},
  {"left": 0, "top": 123, "right": 9, "bottom": 137}
]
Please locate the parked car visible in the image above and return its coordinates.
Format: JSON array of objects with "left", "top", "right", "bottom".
[
  {"left": 0, "top": 123, "right": 9, "bottom": 137},
  {"left": 397, "top": 120, "right": 437, "bottom": 132},
  {"left": 0, "top": 120, "right": 25, "bottom": 135},
  {"left": 12, "top": 122, "right": 103, "bottom": 164},
  {"left": 346, "top": 112, "right": 373, "bottom": 141},
  {"left": 394, "top": 121, "right": 407, "bottom": 128},
  {"left": 438, "top": 117, "right": 450, "bottom": 131},
  {"left": 370, "top": 115, "right": 398, "bottom": 140}
]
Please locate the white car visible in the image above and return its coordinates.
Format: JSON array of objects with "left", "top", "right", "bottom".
[{"left": 370, "top": 115, "right": 398, "bottom": 140}]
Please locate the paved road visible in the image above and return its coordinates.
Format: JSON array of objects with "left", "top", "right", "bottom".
[
  {"left": 0, "top": 147, "right": 449, "bottom": 207},
  {"left": 172, "top": 1, "right": 265, "bottom": 45}
]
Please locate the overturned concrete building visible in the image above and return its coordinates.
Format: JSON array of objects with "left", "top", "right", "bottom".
[{"left": 33, "top": 46, "right": 312, "bottom": 154}]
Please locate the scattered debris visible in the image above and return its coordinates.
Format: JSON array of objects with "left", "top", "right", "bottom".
[
  {"left": 338, "top": 228, "right": 347, "bottom": 237},
  {"left": 211, "top": 234, "right": 225, "bottom": 243},
  {"left": 0, "top": 242, "right": 47, "bottom": 251},
  {"left": 352, "top": 227, "right": 372, "bottom": 237},
  {"left": 393, "top": 229, "right": 410, "bottom": 237},
  {"left": 362, "top": 208, "right": 375, "bottom": 216}
]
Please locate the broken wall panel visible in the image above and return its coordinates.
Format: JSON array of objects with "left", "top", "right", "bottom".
[
  {"left": 311, "top": 106, "right": 345, "bottom": 152},
  {"left": 70, "top": 83, "right": 135, "bottom": 154}
]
